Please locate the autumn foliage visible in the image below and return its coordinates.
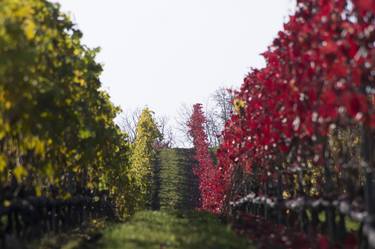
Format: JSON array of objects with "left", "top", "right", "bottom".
[
  {"left": 212, "top": 0, "right": 375, "bottom": 209},
  {"left": 127, "top": 108, "right": 161, "bottom": 214},
  {"left": 187, "top": 104, "right": 224, "bottom": 213},
  {"left": 0, "top": 0, "right": 132, "bottom": 201},
  {"left": 0, "top": 0, "right": 156, "bottom": 219}
]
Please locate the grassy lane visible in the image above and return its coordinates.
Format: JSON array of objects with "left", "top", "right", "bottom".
[
  {"left": 29, "top": 149, "right": 250, "bottom": 249},
  {"left": 82, "top": 211, "right": 254, "bottom": 249}
]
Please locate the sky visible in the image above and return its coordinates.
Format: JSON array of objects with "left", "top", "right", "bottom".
[{"left": 53, "top": 0, "right": 295, "bottom": 144}]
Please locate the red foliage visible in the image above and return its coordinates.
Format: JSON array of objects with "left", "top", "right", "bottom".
[
  {"left": 233, "top": 212, "right": 358, "bottom": 249},
  {"left": 216, "top": 0, "right": 375, "bottom": 207},
  {"left": 187, "top": 104, "right": 224, "bottom": 213}
]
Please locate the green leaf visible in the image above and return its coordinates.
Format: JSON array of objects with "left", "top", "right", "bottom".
[{"left": 79, "top": 129, "right": 92, "bottom": 139}]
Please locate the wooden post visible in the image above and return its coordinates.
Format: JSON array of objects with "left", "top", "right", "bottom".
[{"left": 362, "top": 126, "right": 375, "bottom": 249}]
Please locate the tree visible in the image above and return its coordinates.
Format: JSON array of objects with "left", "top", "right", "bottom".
[
  {"left": 176, "top": 88, "right": 234, "bottom": 148},
  {"left": 211, "top": 87, "right": 234, "bottom": 128},
  {"left": 120, "top": 108, "right": 174, "bottom": 147},
  {"left": 175, "top": 103, "right": 194, "bottom": 147},
  {"left": 205, "top": 87, "right": 234, "bottom": 147},
  {"left": 127, "top": 108, "right": 161, "bottom": 213},
  {"left": 155, "top": 115, "right": 175, "bottom": 148},
  {"left": 119, "top": 108, "right": 142, "bottom": 143},
  {"left": 0, "top": 0, "right": 132, "bottom": 218},
  {"left": 187, "top": 104, "right": 224, "bottom": 213},
  {"left": 217, "top": 0, "right": 375, "bottom": 216}
]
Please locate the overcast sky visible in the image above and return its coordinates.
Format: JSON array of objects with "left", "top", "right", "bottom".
[{"left": 53, "top": 0, "right": 295, "bottom": 144}]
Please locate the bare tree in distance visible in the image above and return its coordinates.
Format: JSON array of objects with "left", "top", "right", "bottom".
[
  {"left": 156, "top": 115, "right": 175, "bottom": 148},
  {"left": 211, "top": 87, "right": 234, "bottom": 126},
  {"left": 203, "top": 87, "right": 234, "bottom": 147},
  {"left": 175, "top": 87, "right": 234, "bottom": 148},
  {"left": 119, "top": 107, "right": 175, "bottom": 148},
  {"left": 119, "top": 107, "right": 142, "bottom": 143},
  {"left": 204, "top": 106, "right": 221, "bottom": 147},
  {"left": 175, "top": 103, "right": 193, "bottom": 148}
]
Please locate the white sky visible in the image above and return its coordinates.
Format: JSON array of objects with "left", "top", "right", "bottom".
[{"left": 53, "top": 0, "right": 295, "bottom": 144}]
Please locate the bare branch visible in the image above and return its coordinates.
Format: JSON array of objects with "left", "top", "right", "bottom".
[{"left": 118, "top": 107, "right": 142, "bottom": 143}]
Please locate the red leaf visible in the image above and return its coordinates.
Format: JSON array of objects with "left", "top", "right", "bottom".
[
  {"left": 353, "top": 0, "right": 375, "bottom": 14},
  {"left": 318, "top": 235, "right": 330, "bottom": 249},
  {"left": 343, "top": 93, "right": 368, "bottom": 118}
]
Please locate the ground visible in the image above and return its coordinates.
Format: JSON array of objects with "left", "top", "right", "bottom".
[
  {"left": 30, "top": 211, "right": 254, "bottom": 249},
  {"left": 83, "top": 211, "right": 254, "bottom": 249},
  {"left": 27, "top": 149, "right": 254, "bottom": 249}
]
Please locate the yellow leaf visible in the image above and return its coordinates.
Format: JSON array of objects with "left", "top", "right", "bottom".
[
  {"left": 5, "top": 101, "right": 11, "bottom": 109},
  {"left": 79, "top": 129, "right": 92, "bottom": 139},
  {"left": 44, "top": 163, "right": 54, "bottom": 182},
  {"left": 23, "top": 19, "right": 36, "bottom": 40},
  {"left": 72, "top": 166, "right": 79, "bottom": 173},
  {"left": 3, "top": 200, "right": 11, "bottom": 208},
  {"left": 13, "top": 165, "right": 27, "bottom": 182},
  {"left": 233, "top": 98, "right": 245, "bottom": 113},
  {"left": 0, "top": 130, "right": 5, "bottom": 140},
  {"left": 74, "top": 49, "right": 81, "bottom": 56},
  {"left": 63, "top": 193, "right": 72, "bottom": 200},
  {"left": 0, "top": 121, "right": 10, "bottom": 140},
  {"left": 73, "top": 70, "right": 86, "bottom": 86},
  {"left": 34, "top": 139, "right": 45, "bottom": 155},
  {"left": 0, "top": 154, "right": 6, "bottom": 173},
  {"left": 14, "top": 5, "right": 33, "bottom": 18},
  {"left": 282, "top": 191, "right": 290, "bottom": 199},
  {"left": 35, "top": 185, "right": 42, "bottom": 197}
]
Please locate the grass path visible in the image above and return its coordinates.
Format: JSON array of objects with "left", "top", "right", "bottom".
[
  {"left": 81, "top": 211, "right": 254, "bottom": 249},
  {"left": 30, "top": 149, "right": 253, "bottom": 249}
]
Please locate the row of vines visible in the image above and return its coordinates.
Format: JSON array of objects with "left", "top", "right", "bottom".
[
  {"left": 0, "top": 0, "right": 160, "bottom": 238},
  {"left": 189, "top": 0, "right": 374, "bottom": 247}
]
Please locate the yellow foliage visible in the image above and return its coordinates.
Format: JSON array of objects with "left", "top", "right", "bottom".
[
  {"left": 4, "top": 101, "right": 12, "bottom": 109},
  {"left": 35, "top": 185, "right": 42, "bottom": 197},
  {"left": 233, "top": 98, "right": 245, "bottom": 114},
  {"left": 0, "top": 154, "right": 6, "bottom": 173},
  {"left": 0, "top": 0, "right": 132, "bottom": 219},
  {"left": 282, "top": 191, "right": 290, "bottom": 199},
  {"left": 23, "top": 19, "right": 36, "bottom": 40},
  {"left": 127, "top": 108, "right": 160, "bottom": 213},
  {"left": 13, "top": 165, "right": 27, "bottom": 182},
  {"left": 3, "top": 200, "right": 11, "bottom": 208}
]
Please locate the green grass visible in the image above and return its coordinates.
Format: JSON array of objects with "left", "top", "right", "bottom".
[
  {"left": 27, "top": 219, "right": 107, "bottom": 249},
  {"left": 27, "top": 148, "right": 251, "bottom": 249},
  {"left": 83, "top": 210, "right": 254, "bottom": 249}
]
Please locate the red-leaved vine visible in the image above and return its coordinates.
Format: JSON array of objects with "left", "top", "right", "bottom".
[
  {"left": 217, "top": 0, "right": 374, "bottom": 207},
  {"left": 211, "top": 1, "right": 374, "bottom": 246},
  {"left": 187, "top": 104, "right": 224, "bottom": 213}
]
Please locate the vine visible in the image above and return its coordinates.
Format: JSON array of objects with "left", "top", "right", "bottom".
[
  {"left": 217, "top": 0, "right": 374, "bottom": 211},
  {"left": 188, "top": 104, "right": 224, "bottom": 213},
  {"left": 127, "top": 108, "right": 161, "bottom": 214},
  {"left": 0, "top": 0, "right": 131, "bottom": 218}
]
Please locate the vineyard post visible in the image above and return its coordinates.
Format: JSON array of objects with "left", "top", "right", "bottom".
[
  {"left": 322, "top": 137, "right": 337, "bottom": 244},
  {"left": 337, "top": 212, "right": 347, "bottom": 246},
  {"left": 362, "top": 126, "right": 375, "bottom": 249},
  {"left": 277, "top": 171, "right": 284, "bottom": 225},
  {"left": 264, "top": 179, "right": 269, "bottom": 220},
  {"left": 297, "top": 170, "right": 307, "bottom": 232},
  {"left": 0, "top": 211, "right": 4, "bottom": 248}
]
